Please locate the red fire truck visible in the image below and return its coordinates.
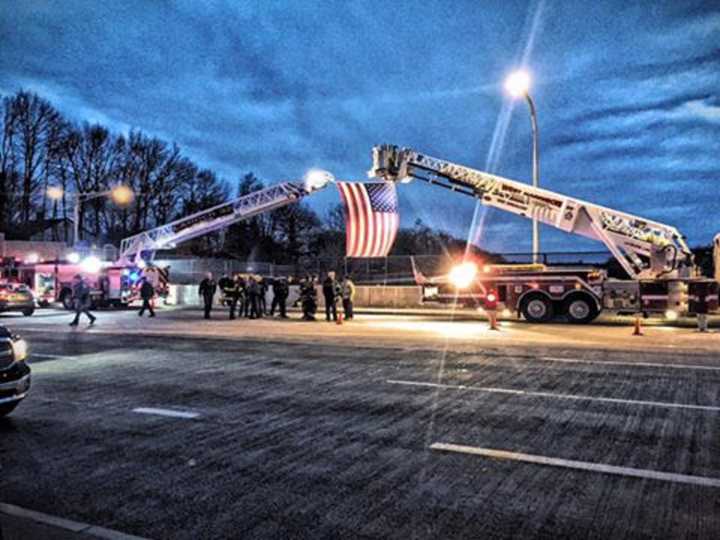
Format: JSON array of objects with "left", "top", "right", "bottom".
[{"left": 371, "top": 145, "right": 719, "bottom": 323}]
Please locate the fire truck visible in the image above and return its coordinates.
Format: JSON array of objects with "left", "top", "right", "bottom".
[
  {"left": 20, "top": 172, "right": 333, "bottom": 309},
  {"left": 370, "top": 145, "right": 720, "bottom": 323}
]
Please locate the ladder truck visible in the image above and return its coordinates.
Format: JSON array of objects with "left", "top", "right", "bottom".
[
  {"left": 31, "top": 173, "right": 332, "bottom": 308},
  {"left": 369, "top": 145, "right": 719, "bottom": 323}
]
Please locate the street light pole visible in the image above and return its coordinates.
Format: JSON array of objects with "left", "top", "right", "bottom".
[
  {"left": 524, "top": 93, "right": 540, "bottom": 264},
  {"left": 504, "top": 70, "right": 541, "bottom": 263}
]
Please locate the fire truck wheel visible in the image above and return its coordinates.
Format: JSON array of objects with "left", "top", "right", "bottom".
[
  {"left": 22, "top": 308, "right": 34, "bottom": 317},
  {"left": 563, "top": 294, "right": 599, "bottom": 324},
  {"left": 520, "top": 294, "right": 554, "bottom": 323}
]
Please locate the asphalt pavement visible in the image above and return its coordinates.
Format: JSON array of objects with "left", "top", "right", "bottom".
[{"left": 1, "top": 307, "right": 719, "bottom": 539}]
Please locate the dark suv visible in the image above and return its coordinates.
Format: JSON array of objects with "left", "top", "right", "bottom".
[{"left": 0, "top": 326, "right": 30, "bottom": 417}]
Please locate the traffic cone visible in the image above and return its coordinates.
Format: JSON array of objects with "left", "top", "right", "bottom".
[
  {"left": 488, "top": 310, "right": 500, "bottom": 331},
  {"left": 632, "top": 315, "right": 643, "bottom": 336},
  {"left": 336, "top": 312, "right": 343, "bottom": 325}
]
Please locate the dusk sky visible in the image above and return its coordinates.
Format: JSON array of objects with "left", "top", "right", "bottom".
[{"left": 2, "top": 0, "right": 718, "bottom": 253}]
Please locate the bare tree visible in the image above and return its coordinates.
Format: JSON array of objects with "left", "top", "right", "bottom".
[{"left": 8, "top": 91, "right": 62, "bottom": 228}]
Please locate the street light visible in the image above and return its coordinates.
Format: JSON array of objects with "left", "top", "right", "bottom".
[
  {"left": 46, "top": 186, "right": 64, "bottom": 201},
  {"left": 73, "top": 185, "right": 134, "bottom": 246},
  {"left": 505, "top": 69, "right": 540, "bottom": 263}
]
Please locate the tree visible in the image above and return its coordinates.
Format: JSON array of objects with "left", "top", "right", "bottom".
[{"left": 3, "top": 91, "right": 62, "bottom": 232}]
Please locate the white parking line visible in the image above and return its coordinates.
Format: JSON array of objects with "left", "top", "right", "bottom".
[
  {"left": 539, "top": 356, "right": 720, "bottom": 372},
  {"left": 387, "top": 379, "right": 720, "bottom": 412},
  {"left": 430, "top": 442, "right": 720, "bottom": 487},
  {"left": 132, "top": 407, "right": 199, "bottom": 419},
  {"left": 31, "top": 353, "right": 76, "bottom": 360}
]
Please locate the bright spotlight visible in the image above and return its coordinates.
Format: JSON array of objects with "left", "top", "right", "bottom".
[
  {"left": 46, "top": 186, "right": 64, "bottom": 201},
  {"left": 67, "top": 252, "right": 81, "bottom": 264},
  {"left": 25, "top": 253, "right": 39, "bottom": 264},
  {"left": 304, "top": 169, "right": 334, "bottom": 192},
  {"left": 111, "top": 185, "right": 134, "bottom": 206},
  {"left": 449, "top": 262, "right": 477, "bottom": 289},
  {"left": 505, "top": 70, "right": 531, "bottom": 98},
  {"left": 136, "top": 258, "right": 147, "bottom": 269},
  {"left": 80, "top": 256, "right": 102, "bottom": 274},
  {"left": 665, "top": 309, "right": 678, "bottom": 321}
]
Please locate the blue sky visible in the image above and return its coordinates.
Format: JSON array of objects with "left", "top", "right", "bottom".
[{"left": 2, "top": 0, "right": 718, "bottom": 253}]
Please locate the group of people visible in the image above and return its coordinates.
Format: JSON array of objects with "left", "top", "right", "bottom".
[
  {"left": 198, "top": 271, "right": 356, "bottom": 322},
  {"left": 298, "top": 271, "right": 355, "bottom": 322},
  {"left": 198, "top": 272, "right": 290, "bottom": 320}
]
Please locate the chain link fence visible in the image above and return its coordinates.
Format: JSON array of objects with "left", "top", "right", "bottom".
[{"left": 156, "top": 251, "right": 616, "bottom": 285}]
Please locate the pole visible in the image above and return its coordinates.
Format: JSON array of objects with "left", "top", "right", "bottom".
[
  {"left": 525, "top": 93, "right": 540, "bottom": 264},
  {"left": 73, "top": 194, "right": 81, "bottom": 247}
]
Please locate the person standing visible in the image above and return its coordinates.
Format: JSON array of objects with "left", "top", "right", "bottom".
[
  {"left": 228, "top": 274, "right": 242, "bottom": 320},
  {"left": 198, "top": 272, "right": 217, "bottom": 320},
  {"left": 138, "top": 277, "right": 156, "bottom": 317},
  {"left": 323, "top": 272, "right": 340, "bottom": 322},
  {"left": 247, "top": 276, "right": 260, "bottom": 319},
  {"left": 341, "top": 275, "right": 356, "bottom": 320},
  {"left": 258, "top": 277, "right": 269, "bottom": 315},
  {"left": 218, "top": 273, "right": 234, "bottom": 306},
  {"left": 299, "top": 275, "right": 317, "bottom": 320},
  {"left": 271, "top": 277, "right": 290, "bottom": 318},
  {"left": 69, "top": 274, "right": 96, "bottom": 327}
]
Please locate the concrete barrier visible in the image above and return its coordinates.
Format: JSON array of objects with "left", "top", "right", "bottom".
[{"left": 166, "top": 284, "right": 423, "bottom": 309}]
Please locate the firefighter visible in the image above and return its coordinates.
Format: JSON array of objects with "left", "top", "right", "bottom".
[
  {"left": 69, "top": 274, "right": 96, "bottom": 327},
  {"left": 322, "top": 272, "right": 340, "bottom": 322},
  {"left": 299, "top": 275, "right": 318, "bottom": 321},
  {"left": 138, "top": 277, "right": 156, "bottom": 317},
  {"left": 229, "top": 273, "right": 244, "bottom": 320},
  {"left": 341, "top": 275, "right": 356, "bottom": 320},
  {"left": 198, "top": 272, "right": 217, "bottom": 319},
  {"left": 258, "top": 277, "right": 269, "bottom": 315},
  {"left": 218, "top": 273, "right": 234, "bottom": 306},
  {"left": 246, "top": 276, "right": 261, "bottom": 319},
  {"left": 271, "top": 277, "right": 290, "bottom": 318}
]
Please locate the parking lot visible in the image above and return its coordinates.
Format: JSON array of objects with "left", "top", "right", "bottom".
[{"left": 1, "top": 307, "right": 719, "bottom": 539}]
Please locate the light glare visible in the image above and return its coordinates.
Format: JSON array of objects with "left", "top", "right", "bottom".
[
  {"left": 80, "top": 256, "right": 102, "bottom": 274},
  {"left": 505, "top": 70, "right": 531, "bottom": 98},
  {"left": 449, "top": 262, "right": 477, "bottom": 289}
]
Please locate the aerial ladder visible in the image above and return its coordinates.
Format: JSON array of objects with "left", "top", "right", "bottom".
[
  {"left": 370, "top": 145, "right": 694, "bottom": 281},
  {"left": 118, "top": 173, "right": 332, "bottom": 263},
  {"left": 368, "top": 145, "right": 717, "bottom": 321}
]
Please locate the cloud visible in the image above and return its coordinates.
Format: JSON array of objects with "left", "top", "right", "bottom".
[{"left": 1, "top": 0, "right": 718, "bottom": 251}]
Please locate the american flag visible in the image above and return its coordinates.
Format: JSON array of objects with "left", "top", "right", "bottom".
[{"left": 336, "top": 182, "right": 400, "bottom": 258}]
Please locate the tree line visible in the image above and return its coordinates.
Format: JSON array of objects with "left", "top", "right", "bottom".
[{"left": 1, "top": 89, "right": 471, "bottom": 265}]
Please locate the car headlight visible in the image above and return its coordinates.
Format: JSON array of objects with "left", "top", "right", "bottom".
[{"left": 11, "top": 338, "right": 28, "bottom": 362}]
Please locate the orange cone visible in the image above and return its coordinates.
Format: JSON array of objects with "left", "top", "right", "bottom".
[
  {"left": 336, "top": 312, "right": 343, "bottom": 325},
  {"left": 633, "top": 315, "right": 643, "bottom": 336}
]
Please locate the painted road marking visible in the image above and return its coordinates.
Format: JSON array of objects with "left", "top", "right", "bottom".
[
  {"left": 132, "top": 407, "right": 199, "bottom": 419},
  {"left": 387, "top": 379, "right": 720, "bottom": 412},
  {"left": 31, "top": 353, "right": 77, "bottom": 360},
  {"left": 539, "top": 356, "right": 720, "bottom": 372},
  {"left": 430, "top": 442, "right": 720, "bottom": 488}
]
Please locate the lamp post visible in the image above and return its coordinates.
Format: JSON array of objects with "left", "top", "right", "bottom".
[{"left": 505, "top": 70, "right": 540, "bottom": 263}]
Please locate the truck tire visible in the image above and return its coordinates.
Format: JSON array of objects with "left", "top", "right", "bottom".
[
  {"left": 22, "top": 308, "right": 34, "bottom": 317},
  {"left": 60, "top": 289, "right": 74, "bottom": 310},
  {"left": 520, "top": 294, "right": 554, "bottom": 323},
  {"left": 0, "top": 402, "right": 19, "bottom": 417},
  {"left": 563, "top": 294, "right": 599, "bottom": 324}
]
